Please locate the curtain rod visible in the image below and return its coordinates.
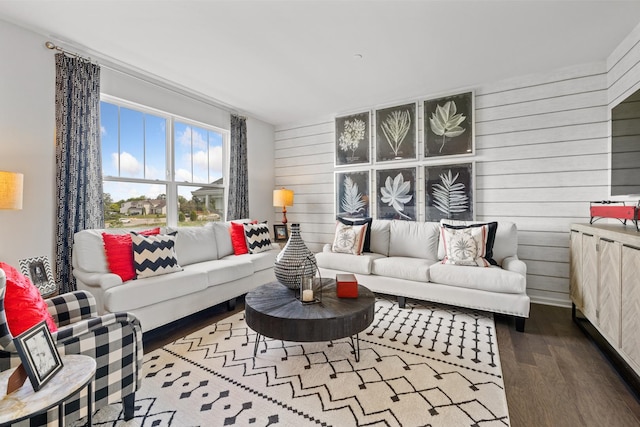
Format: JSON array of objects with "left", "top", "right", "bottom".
[{"left": 45, "top": 41, "right": 97, "bottom": 64}]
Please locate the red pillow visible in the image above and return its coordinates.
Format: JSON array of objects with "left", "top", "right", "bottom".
[
  {"left": 0, "top": 262, "right": 58, "bottom": 336},
  {"left": 230, "top": 222, "right": 249, "bottom": 255},
  {"left": 102, "top": 228, "right": 160, "bottom": 281}
]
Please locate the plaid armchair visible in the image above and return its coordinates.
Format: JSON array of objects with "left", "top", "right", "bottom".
[{"left": 0, "top": 268, "right": 143, "bottom": 425}]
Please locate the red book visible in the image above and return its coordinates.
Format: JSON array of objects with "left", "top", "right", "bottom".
[{"left": 336, "top": 273, "right": 358, "bottom": 298}]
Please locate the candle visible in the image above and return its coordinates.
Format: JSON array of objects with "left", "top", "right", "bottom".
[{"left": 302, "top": 289, "right": 314, "bottom": 302}]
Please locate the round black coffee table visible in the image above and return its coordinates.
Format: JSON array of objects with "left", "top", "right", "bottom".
[{"left": 245, "top": 279, "right": 375, "bottom": 362}]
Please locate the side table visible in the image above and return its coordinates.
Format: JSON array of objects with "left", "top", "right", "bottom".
[{"left": 0, "top": 354, "right": 96, "bottom": 427}]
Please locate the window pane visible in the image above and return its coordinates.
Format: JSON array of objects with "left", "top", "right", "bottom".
[
  {"left": 103, "top": 181, "right": 167, "bottom": 228},
  {"left": 145, "top": 115, "right": 167, "bottom": 180},
  {"left": 209, "top": 130, "right": 224, "bottom": 185},
  {"left": 101, "top": 102, "right": 119, "bottom": 177},
  {"left": 119, "top": 107, "right": 144, "bottom": 179},
  {"left": 178, "top": 184, "right": 223, "bottom": 226},
  {"left": 174, "top": 122, "right": 192, "bottom": 182},
  {"left": 191, "top": 126, "right": 208, "bottom": 184}
]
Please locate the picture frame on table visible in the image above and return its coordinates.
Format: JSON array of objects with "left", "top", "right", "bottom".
[
  {"left": 18, "top": 256, "right": 57, "bottom": 297},
  {"left": 424, "top": 91, "right": 474, "bottom": 158},
  {"left": 335, "top": 111, "right": 371, "bottom": 166},
  {"left": 424, "top": 162, "right": 474, "bottom": 222},
  {"left": 375, "top": 102, "right": 417, "bottom": 162},
  {"left": 273, "top": 224, "right": 289, "bottom": 242},
  {"left": 13, "top": 320, "right": 63, "bottom": 391}
]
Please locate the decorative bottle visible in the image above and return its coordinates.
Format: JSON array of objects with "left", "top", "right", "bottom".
[{"left": 274, "top": 223, "right": 317, "bottom": 289}]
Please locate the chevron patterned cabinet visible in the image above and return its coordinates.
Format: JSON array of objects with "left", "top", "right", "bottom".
[{"left": 570, "top": 223, "right": 640, "bottom": 394}]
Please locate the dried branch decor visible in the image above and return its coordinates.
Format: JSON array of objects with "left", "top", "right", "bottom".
[
  {"left": 432, "top": 169, "right": 469, "bottom": 218},
  {"left": 381, "top": 110, "right": 411, "bottom": 158}
]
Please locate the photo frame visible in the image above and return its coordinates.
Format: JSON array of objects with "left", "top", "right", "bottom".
[
  {"left": 19, "top": 256, "right": 57, "bottom": 297},
  {"left": 335, "top": 111, "right": 371, "bottom": 166},
  {"left": 424, "top": 91, "right": 474, "bottom": 158},
  {"left": 273, "top": 224, "right": 289, "bottom": 242},
  {"left": 335, "top": 170, "right": 370, "bottom": 218},
  {"left": 13, "top": 320, "right": 63, "bottom": 391},
  {"left": 425, "top": 162, "right": 474, "bottom": 221},
  {"left": 375, "top": 102, "right": 417, "bottom": 162},
  {"left": 376, "top": 167, "right": 417, "bottom": 221}
]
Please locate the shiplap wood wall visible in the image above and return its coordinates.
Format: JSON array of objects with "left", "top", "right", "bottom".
[{"left": 275, "top": 24, "right": 640, "bottom": 307}]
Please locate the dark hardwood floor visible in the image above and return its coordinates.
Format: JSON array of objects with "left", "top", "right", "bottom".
[{"left": 143, "top": 300, "right": 640, "bottom": 427}]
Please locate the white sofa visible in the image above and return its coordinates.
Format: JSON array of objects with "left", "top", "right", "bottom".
[
  {"left": 72, "top": 222, "right": 278, "bottom": 332},
  {"left": 316, "top": 219, "right": 530, "bottom": 331}
]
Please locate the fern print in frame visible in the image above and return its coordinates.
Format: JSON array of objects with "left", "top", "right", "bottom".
[
  {"left": 376, "top": 167, "right": 416, "bottom": 221},
  {"left": 335, "top": 112, "right": 371, "bottom": 166},
  {"left": 336, "top": 170, "right": 370, "bottom": 218},
  {"left": 424, "top": 92, "right": 474, "bottom": 158},
  {"left": 425, "top": 162, "right": 474, "bottom": 221},
  {"left": 375, "top": 103, "right": 417, "bottom": 162}
]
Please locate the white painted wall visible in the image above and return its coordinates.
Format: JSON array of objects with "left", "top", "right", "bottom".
[
  {"left": 0, "top": 19, "right": 275, "bottom": 271},
  {"left": 275, "top": 22, "right": 640, "bottom": 308}
]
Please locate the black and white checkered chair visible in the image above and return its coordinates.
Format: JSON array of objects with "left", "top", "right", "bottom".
[{"left": 0, "top": 268, "right": 143, "bottom": 425}]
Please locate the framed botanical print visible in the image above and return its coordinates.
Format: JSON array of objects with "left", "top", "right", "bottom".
[
  {"left": 375, "top": 103, "right": 417, "bottom": 162},
  {"left": 376, "top": 167, "right": 417, "bottom": 221},
  {"left": 424, "top": 91, "right": 474, "bottom": 158},
  {"left": 425, "top": 162, "right": 474, "bottom": 221},
  {"left": 335, "top": 170, "right": 370, "bottom": 218},
  {"left": 335, "top": 112, "right": 371, "bottom": 166}
]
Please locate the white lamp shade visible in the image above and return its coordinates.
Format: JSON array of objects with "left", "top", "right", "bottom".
[
  {"left": 0, "top": 171, "right": 24, "bottom": 210},
  {"left": 273, "top": 188, "right": 294, "bottom": 207}
]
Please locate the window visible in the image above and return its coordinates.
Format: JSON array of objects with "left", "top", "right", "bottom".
[{"left": 100, "top": 97, "right": 228, "bottom": 228}]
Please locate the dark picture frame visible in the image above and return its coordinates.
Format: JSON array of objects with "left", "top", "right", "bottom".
[
  {"left": 424, "top": 91, "right": 474, "bottom": 158},
  {"left": 425, "top": 162, "right": 474, "bottom": 221},
  {"left": 376, "top": 167, "right": 417, "bottom": 221},
  {"left": 336, "top": 170, "right": 370, "bottom": 218},
  {"left": 13, "top": 321, "right": 63, "bottom": 391},
  {"left": 335, "top": 111, "right": 371, "bottom": 166},
  {"left": 273, "top": 224, "right": 289, "bottom": 242},
  {"left": 375, "top": 102, "right": 417, "bottom": 162},
  {"left": 19, "top": 256, "right": 57, "bottom": 297}
]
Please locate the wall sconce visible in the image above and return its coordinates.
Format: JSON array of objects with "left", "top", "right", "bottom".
[
  {"left": 273, "top": 188, "right": 294, "bottom": 224},
  {"left": 0, "top": 171, "right": 24, "bottom": 210}
]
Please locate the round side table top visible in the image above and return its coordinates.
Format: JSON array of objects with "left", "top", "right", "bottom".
[
  {"left": 0, "top": 354, "right": 96, "bottom": 425},
  {"left": 245, "top": 280, "right": 376, "bottom": 343}
]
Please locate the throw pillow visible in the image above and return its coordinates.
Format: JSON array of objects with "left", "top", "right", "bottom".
[
  {"left": 0, "top": 262, "right": 58, "bottom": 336},
  {"left": 230, "top": 221, "right": 256, "bottom": 255},
  {"left": 131, "top": 232, "right": 182, "bottom": 279},
  {"left": 332, "top": 222, "right": 368, "bottom": 255},
  {"left": 102, "top": 228, "right": 161, "bottom": 281},
  {"left": 337, "top": 217, "right": 373, "bottom": 253},
  {"left": 442, "top": 222, "right": 498, "bottom": 265},
  {"left": 243, "top": 223, "right": 273, "bottom": 254},
  {"left": 440, "top": 225, "right": 490, "bottom": 267}
]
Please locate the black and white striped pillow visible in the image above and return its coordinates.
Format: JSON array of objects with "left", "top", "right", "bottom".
[
  {"left": 131, "top": 231, "right": 182, "bottom": 279},
  {"left": 243, "top": 223, "right": 272, "bottom": 254}
]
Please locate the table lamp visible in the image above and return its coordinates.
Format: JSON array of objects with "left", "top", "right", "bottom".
[
  {"left": 273, "top": 188, "right": 294, "bottom": 224},
  {"left": 0, "top": 171, "right": 23, "bottom": 210}
]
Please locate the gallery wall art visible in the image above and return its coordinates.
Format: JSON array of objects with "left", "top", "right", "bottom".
[
  {"left": 424, "top": 92, "right": 474, "bottom": 158},
  {"left": 376, "top": 168, "right": 416, "bottom": 221},
  {"left": 375, "top": 103, "right": 417, "bottom": 162},
  {"left": 335, "top": 112, "right": 370, "bottom": 166},
  {"left": 335, "top": 170, "right": 370, "bottom": 218},
  {"left": 425, "top": 162, "right": 474, "bottom": 221}
]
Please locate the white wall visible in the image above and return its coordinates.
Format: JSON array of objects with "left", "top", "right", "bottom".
[
  {"left": 0, "top": 19, "right": 275, "bottom": 270},
  {"left": 275, "top": 22, "right": 640, "bottom": 308}
]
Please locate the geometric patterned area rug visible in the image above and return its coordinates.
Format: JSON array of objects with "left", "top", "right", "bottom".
[{"left": 78, "top": 296, "right": 510, "bottom": 426}]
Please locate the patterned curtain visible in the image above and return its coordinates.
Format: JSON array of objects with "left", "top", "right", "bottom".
[
  {"left": 55, "top": 54, "right": 103, "bottom": 293},
  {"left": 227, "top": 114, "right": 249, "bottom": 220}
]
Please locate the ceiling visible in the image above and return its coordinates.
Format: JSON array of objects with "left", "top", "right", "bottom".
[{"left": 1, "top": 1, "right": 640, "bottom": 126}]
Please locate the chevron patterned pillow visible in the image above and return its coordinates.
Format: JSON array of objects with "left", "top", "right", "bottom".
[
  {"left": 243, "top": 223, "right": 273, "bottom": 254},
  {"left": 131, "top": 231, "right": 182, "bottom": 279}
]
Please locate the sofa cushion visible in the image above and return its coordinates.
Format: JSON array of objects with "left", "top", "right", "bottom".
[
  {"left": 371, "top": 257, "right": 432, "bottom": 282},
  {"left": 186, "top": 258, "right": 254, "bottom": 287},
  {"left": 428, "top": 263, "right": 526, "bottom": 294},
  {"left": 331, "top": 222, "right": 368, "bottom": 255},
  {"left": 388, "top": 221, "right": 440, "bottom": 259},
  {"left": 337, "top": 217, "right": 373, "bottom": 252},
  {"left": 208, "top": 222, "right": 234, "bottom": 258},
  {"left": 168, "top": 226, "right": 218, "bottom": 266},
  {"left": 243, "top": 223, "right": 273, "bottom": 254},
  {"left": 131, "top": 232, "right": 182, "bottom": 279},
  {"left": 440, "top": 225, "right": 490, "bottom": 267},
  {"left": 316, "top": 251, "right": 384, "bottom": 275},
  {"left": 438, "top": 220, "right": 517, "bottom": 265},
  {"left": 223, "top": 249, "right": 279, "bottom": 273},
  {"left": 369, "top": 220, "right": 391, "bottom": 255}
]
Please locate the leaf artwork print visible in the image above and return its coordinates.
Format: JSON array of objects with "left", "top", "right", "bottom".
[
  {"left": 429, "top": 101, "right": 466, "bottom": 153},
  {"left": 341, "top": 176, "right": 366, "bottom": 215},
  {"left": 432, "top": 169, "right": 469, "bottom": 217},
  {"left": 380, "top": 173, "right": 413, "bottom": 220},
  {"left": 381, "top": 110, "right": 411, "bottom": 158},
  {"left": 338, "top": 119, "right": 366, "bottom": 159}
]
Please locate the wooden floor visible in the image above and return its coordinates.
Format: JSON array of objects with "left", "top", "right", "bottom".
[{"left": 143, "top": 300, "right": 640, "bottom": 427}]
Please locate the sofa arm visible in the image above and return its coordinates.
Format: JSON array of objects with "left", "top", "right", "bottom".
[
  {"left": 502, "top": 256, "right": 527, "bottom": 277},
  {"left": 73, "top": 268, "right": 123, "bottom": 290},
  {"left": 47, "top": 290, "right": 98, "bottom": 326}
]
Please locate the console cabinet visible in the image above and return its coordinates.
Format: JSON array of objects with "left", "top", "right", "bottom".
[{"left": 570, "top": 223, "right": 640, "bottom": 381}]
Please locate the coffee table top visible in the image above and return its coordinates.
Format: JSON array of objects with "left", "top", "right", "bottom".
[{"left": 245, "top": 280, "right": 375, "bottom": 343}]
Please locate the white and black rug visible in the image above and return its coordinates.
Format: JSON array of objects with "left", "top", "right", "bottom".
[{"left": 80, "top": 297, "right": 509, "bottom": 426}]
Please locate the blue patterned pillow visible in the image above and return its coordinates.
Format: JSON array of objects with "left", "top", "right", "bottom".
[
  {"left": 243, "top": 223, "right": 273, "bottom": 254},
  {"left": 131, "top": 232, "right": 182, "bottom": 279}
]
